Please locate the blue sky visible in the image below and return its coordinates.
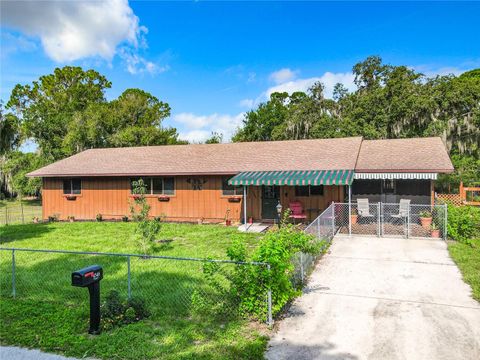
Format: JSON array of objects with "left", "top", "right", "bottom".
[{"left": 1, "top": 1, "right": 479, "bottom": 144}]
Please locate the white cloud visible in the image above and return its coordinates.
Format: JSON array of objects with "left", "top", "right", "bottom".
[
  {"left": 239, "top": 98, "right": 255, "bottom": 108},
  {"left": 174, "top": 112, "right": 245, "bottom": 143},
  {"left": 119, "top": 47, "right": 168, "bottom": 75},
  {"left": 266, "top": 71, "right": 356, "bottom": 99},
  {"left": 413, "top": 65, "right": 466, "bottom": 78},
  {"left": 1, "top": 0, "right": 161, "bottom": 74},
  {"left": 178, "top": 130, "right": 212, "bottom": 143},
  {"left": 269, "top": 68, "right": 297, "bottom": 84}
]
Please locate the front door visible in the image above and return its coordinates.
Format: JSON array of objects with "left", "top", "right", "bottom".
[{"left": 262, "top": 186, "right": 280, "bottom": 219}]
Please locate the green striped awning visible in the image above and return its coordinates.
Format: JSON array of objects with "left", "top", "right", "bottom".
[{"left": 228, "top": 170, "right": 354, "bottom": 186}]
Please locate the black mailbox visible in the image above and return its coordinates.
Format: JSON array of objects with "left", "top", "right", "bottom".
[
  {"left": 72, "top": 265, "right": 103, "bottom": 335},
  {"left": 72, "top": 265, "right": 103, "bottom": 287}
]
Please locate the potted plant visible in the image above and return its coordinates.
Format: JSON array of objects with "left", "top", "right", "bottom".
[
  {"left": 350, "top": 208, "right": 358, "bottom": 225},
  {"left": 122, "top": 215, "right": 129, "bottom": 222},
  {"left": 33, "top": 216, "right": 39, "bottom": 224},
  {"left": 67, "top": 215, "right": 75, "bottom": 223},
  {"left": 96, "top": 213, "right": 103, "bottom": 222},
  {"left": 431, "top": 223, "right": 440, "bottom": 238},
  {"left": 225, "top": 209, "right": 231, "bottom": 226},
  {"left": 158, "top": 195, "right": 170, "bottom": 202},
  {"left": 419, "top": 211, "right": 432, "bottom": 229}
]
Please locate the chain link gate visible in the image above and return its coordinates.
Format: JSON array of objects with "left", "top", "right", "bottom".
[{"left": 333, "top": 202, "right": 447, "bottom": 239}]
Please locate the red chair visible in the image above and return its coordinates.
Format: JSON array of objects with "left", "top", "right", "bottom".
[{"left": 289, "top": 201, "right": 307, "bottom": 223}]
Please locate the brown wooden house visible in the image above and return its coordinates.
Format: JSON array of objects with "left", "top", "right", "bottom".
[{"left": 28, "top": 137, "right": 453, "bottom": 224}]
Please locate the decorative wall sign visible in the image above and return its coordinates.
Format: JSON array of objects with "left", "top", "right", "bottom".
[{"left": 187, "top": 177, "right": 207, "bottom": 190}]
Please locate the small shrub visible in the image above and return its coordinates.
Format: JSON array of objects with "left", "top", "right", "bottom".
[
  {"left": 199, "top": 212, "right": 325, "bottom": 321},
  {"left": 96, "top": 213, "right": 103, "bottom": 222},
  {"left": 126, "top": 296, "right": 150, "bottom": 319},
  {"left": 124, "top": 307, "right": 136, "bottom": 323},
  {"left": 447, "top": 204, "right": 480, "bottom": 244},
  {"left": 129, "top": 179, "right": 161, "bottom": 255},
  {"left": 101, "top": 290, "right": 149, "bottom": 330}
]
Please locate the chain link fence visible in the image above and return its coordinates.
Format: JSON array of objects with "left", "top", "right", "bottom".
[
  {"left": 0, "top": 201, "right": 42, "bottom": 225},
  {"left": 293, "top": 203, "right": 336, "bottom": 286},
  {"left": 332, "top": 202, "right": 447, "bottom": 239},
  {"left": 0, "top": 248, "right": 272, "bottom": 325}
]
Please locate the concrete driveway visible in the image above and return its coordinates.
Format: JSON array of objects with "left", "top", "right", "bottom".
[{"left": 266, "top": 235, "right": 480, "bottom": 360}]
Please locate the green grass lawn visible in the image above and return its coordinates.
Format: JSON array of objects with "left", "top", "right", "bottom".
[
  {"left": 448, "top": 238, "right": 480, "bottom": 302},
  {"left": 0, "top": 222, "right": 268, "bottom": 359}
]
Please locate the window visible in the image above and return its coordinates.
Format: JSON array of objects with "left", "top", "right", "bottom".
[
  {"left": 295, "top": 186, "right": 309, "bottom": 197},
  {"left": 163, "top": 177, "right": 175, "bottom": 195},
  {"left": 295, "top": 185, "right": 324, "bottom": 197},
  {"left": 130, "top": 177, "right": 175, "bottom": 195},
  {"left": 310, "top": 185, "right": 324, "bottom": 196},
  {"left": 152, "top": 178, "right": 163, "bottom": 194},
  {"left": 352, "top": 180, "right": 382, "bottom": 195},
  {"left": 222, "top": 177, "right": 243, "bottom": 196},
  {"left": 396, "top": 180, "right": 430, "bottom": 196},
  {"left": 382, "top": 179, "right": 395, "bottom": 194},
  {"left": 63, "top": 179, "right": 81, "bottom": 195}
]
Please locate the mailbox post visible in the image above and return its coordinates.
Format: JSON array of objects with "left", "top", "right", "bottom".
[{"left": 71, "top": 265, "right": 103, "bottom": 335}]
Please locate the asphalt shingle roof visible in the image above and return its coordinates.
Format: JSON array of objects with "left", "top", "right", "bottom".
[
  {"left": 355, "top": 137, "right": 454, "bottom": 172},
  {"left": 28, "top": 137, "right": 364, "bottom": 177},
  {"left": 28, "top": 136, "right": 453, "bottom": 177}
]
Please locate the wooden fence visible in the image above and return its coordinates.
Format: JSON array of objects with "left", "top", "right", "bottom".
[{"left": 436, "top": 182, "right": 480, "bottom": 206}]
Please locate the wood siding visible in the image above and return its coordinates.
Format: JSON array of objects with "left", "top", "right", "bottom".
[{"left": 42, "top": 177, "right": 344, "bottom": 223}]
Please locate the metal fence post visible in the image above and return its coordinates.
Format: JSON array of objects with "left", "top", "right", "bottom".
[
  {"left": 348, "top": 186, "right": 352, "bottom": 236},
  {"left": 21, "top": 201, "right": 25, "bottom": 224},
  {"left": 12, "top": 249, "right": 16, "bottom": 298},
  {"left": 331, "top": 202, "right": 335, "bottom": 237},
  {"left": 406, "top": 204, "right": 410, "bottom": 239},
  {"left": 317, "top": 217, "right": 320, "bottom": 239},
  {"left": 127, "top": 256, "right": 131, "bottom": 299},
  {"left": 377, "top": 202, "right": 380, "bottom": 237},
  {"left": 300, "top": 253, "right": 304, "bottom": 283},
  {"left": 380, "top": 202, "right": 384, "bottom": 236},
  {"left": 266, "top": 264, "right": 273, "bottom": 327},
  {"left": 444, "top": 204, "right": 448, "bottom": 241}
]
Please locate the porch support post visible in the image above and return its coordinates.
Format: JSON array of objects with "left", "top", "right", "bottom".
[
  {"left": 243, "top": 185, "right": 247, "bottom": 228},
  {"left": 348, "top": 184, "right": 352, "bottom": 236}
]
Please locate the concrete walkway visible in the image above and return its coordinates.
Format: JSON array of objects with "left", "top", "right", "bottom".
[
  {"left": 266, "top": 235, "right": 480, "bottom": 360},
  {"left": 0, "top": 346, "right": 82, "bottom": 360}
]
